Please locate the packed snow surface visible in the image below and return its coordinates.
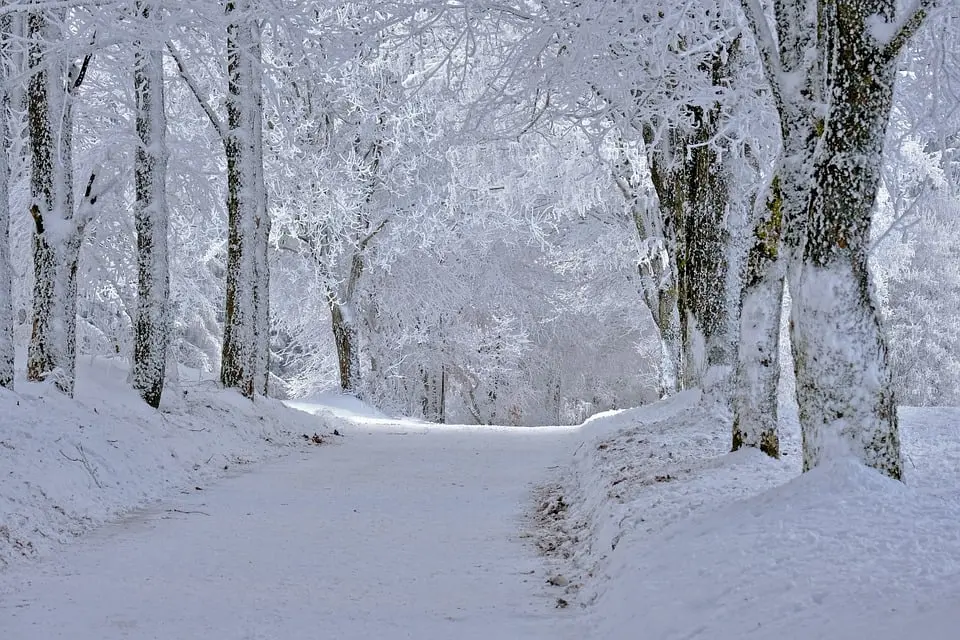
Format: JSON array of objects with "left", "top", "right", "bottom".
[{"left": 0, "top": 383, "right": 583, "bottom": 639}]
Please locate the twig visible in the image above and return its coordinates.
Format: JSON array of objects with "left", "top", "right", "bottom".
[
  {"left": 166, "top": 508, "right": 210, "bottom": 517},
  {"left": 166, "top": 40, "right": 226, "bottom": 141},
  {"left": 58, "top": 444, "right": 103, "bottom": 489}
]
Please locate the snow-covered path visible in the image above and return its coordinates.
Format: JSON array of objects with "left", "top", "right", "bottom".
[{"left": 0, "top": 419, "right": 580, "bottom": 639}]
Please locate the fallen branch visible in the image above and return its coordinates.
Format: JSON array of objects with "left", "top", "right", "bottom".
[
  {"left": 58, "top": 444, "right": 102, "bottom": 489},
  {"left": 166, "top": 508, "right": 210, "bottom": 517}
]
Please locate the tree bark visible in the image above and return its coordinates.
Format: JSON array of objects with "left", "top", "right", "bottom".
[
  {"left": 329, "top": 297, "right": 360, "bottom": 395},
  {"left": 739, "top": 0, "right": 920, "bottom": 477},
  {"left": 790, "top": 0, "right": 904, "bottom": 478},
  {"left": 643, "top": 39, "right": 738, "bottom": 390},
  {"left": 733, "top": 0, "right": 824, "bottom": 458},
  {"left": 646, "top": 119, "right": 733, "bottom": 388},
  {"left": 0, "top": 14, "right": 12, "bottom": 389},
  {"left": 613, "top": 147, "right": 682, "bottom": 397},
  {"left": 221, "top": 0, "right": 270, "bottom": 398},
  {"left": 26, "top": 10, "right": 82, "bottom": 397},
  {"left": 421, "top": 364, "right": 445, "bottom": 423},
  {"left": 132, "top": 1, "right": 171, "bottom": 408},
  {"left": 732, "top": 176, "right": 785, "bottom": 457}
]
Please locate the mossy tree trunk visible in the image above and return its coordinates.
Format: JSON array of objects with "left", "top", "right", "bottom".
[{"left": 739, "top": 0, "right": 931, "bottom": 476}]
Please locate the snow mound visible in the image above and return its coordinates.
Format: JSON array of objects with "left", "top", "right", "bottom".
[
  {"left": 286, "top": 391, "right": 392, "bottom": 422},
  {"left": 0, "top": 358, "right": 336, "bottom": 570},
  {"left": 539, "top": 394, "right": 960, "bottom": 639},
  {"left": 594, "top": 457, "right": 960, "bottom": 639}
]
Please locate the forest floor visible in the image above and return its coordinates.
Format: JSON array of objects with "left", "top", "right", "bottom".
[{"left": 2, "top": 364, "right": 960, "bottom": 639}]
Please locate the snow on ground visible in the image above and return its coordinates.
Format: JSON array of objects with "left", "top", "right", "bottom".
[
  {"left": 0, "top": 405, "right": 583, "bottom": 640},
  {"left": 537, "top": 392, "right": 960, "bottom": 639},
  {"left": 0, "top": 357, "right": 335, "bottom": 569},
  {"left": 287, "top": 390, "right": 393, "bottom": 423},
  {"left": 4, "top": 362, "right": 960, "bottom": 639}
]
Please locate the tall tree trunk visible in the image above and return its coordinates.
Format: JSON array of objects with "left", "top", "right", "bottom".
[
  {"left": 790, "top": 0, "right": 904, "bottom": 479},
  {"left": 642, "top": 38, "right": 739, "bottom": 390},
  {"left": 132, "top": 1, "right": 171, "bottom": 408},
  {"left": 421, "top": 364, "right": 445, "bottom": 423},
  {"left": 681, "top": 105, "right": 733, "bottom": 383},
  {"left": 26, "top": 10, "right": 82, "bottom": 396},
  {"left": 221, "top": 0, "right": 270, "bottom": 398},
  {"left": 328, "top": 297, "right": 360, "bottom": 396},
  {"left": 614, "top": 148, "right": 682, "bottom": 397},
  {"left": 646, "top": 119, "right": 733, "bottom": 388},
  {"left": 732, "top": 175, "right": 785, "bottom": 457},
  {"left": 0, "top": 14, "right": 12, "bottom": 390},
  {"left": 733, "top": 0, "right": 823, "bottom": 458},
  {"left": 739, "top": 0, "right": 924, "bottom": 477},
  {"left": 638, "top": 252, "right": 682, "bottom": 397}
]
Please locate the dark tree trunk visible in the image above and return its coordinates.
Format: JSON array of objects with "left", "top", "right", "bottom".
[
  {"left": 0, "top": 14, "right": 12, "bottom": 389},
  {"left": 132, "top": 1, "right": 171, "bottom": 408},
  {"left": 221, "top": 0, "right": 270, "bottom": 398},
  {"left": 26, "top": 10, "right": 82, "bottom": 397},
  {"left": 329, "top": 298, "right": 360, "bottom": 396},
  {"left": 646, "top": 118, "right": 733, "bottom": 387},
  {"left": 421, "top": 364, "right": 445, "bottom": 423}
]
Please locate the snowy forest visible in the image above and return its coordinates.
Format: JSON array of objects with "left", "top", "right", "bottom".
[
  {"left": 0, "top": 0, "right": 959, "bottom": 473},
  {"left": 4, "top": 1, "right": 960, "bottom": 637}
]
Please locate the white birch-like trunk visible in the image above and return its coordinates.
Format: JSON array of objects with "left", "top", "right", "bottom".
[
  {"left": 0, "top": 14, "right": 13, "bottom": 389},
  {"left": 614, "top": 157, "right": 683, "bottom": 398},
  {"left": 637, "top": 252, "right": 682, "bottom": 397},
  {"left": 132, "top": 1, "right": 171, "bottom": 408},
  {"left": 26, "top": 10, "right": 81, "bottom": 396},
  {"left": 732, "top": 257, "right": 784, "bottom": 456},
  {"left": 221, "top": 0, "right": 270, "bottom": 398}
]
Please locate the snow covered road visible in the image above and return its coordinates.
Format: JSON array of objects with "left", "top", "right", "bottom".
[{"left": 0, "top": 419, "right": 580, "bottom": 639}]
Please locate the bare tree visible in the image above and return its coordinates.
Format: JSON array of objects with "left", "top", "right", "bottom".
[{"left": 220, "top": 0, "right": 270, "bottom": 398}]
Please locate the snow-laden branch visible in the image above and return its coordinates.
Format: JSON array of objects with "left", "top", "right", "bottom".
[
  {"left": 880, "top": 0, "right": 939, "bottom": 61},
  {"left": 739, "top": 0, "right": 784, "bottom": 110},
  {"left": 76, "top": 165, "right": 122, "bottom": 234},
  {"left": 0, "top": 0, "right": 121, "bottom": 16},
  {"left": 166, "top": 40, "right": 226, "bottom": 142}
]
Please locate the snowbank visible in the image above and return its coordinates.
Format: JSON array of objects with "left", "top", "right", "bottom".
[
  {"left": 539, "top": 393, "right": 960, "bottom": 638},
  {"left": 286, "top": 390, "right": 393, "bottom": 423},
  {"left": 0, "top": 357, "right": 335, "bottom": 569}
]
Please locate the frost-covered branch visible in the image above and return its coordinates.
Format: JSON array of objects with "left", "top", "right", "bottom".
[
  {"left": 882, "top": 0, "right": 939, "bottom": 60},
  {"left": 739, "top": 0, "right": 783, "bottom": 109},
  {"left": 0, "top": 0, "right": 121, "bottom": 16},
  {"left": 166, "top": 40, "right": 226, "bottom": 141}
]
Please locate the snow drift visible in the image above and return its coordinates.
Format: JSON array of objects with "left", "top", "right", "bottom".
[
  {"left": 539, "top": 393, "right": 960, "bottom": 639},
  {"left": 0, "top": 357, "right": 335, "bottom": 568}
]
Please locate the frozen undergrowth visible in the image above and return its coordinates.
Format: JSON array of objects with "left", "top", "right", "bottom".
[
  {"left": 536, "top": 391, "right": 960, "bottom": 638},
  {"left": 0, "top": 357, "right": 335, "bottom": 569}
]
